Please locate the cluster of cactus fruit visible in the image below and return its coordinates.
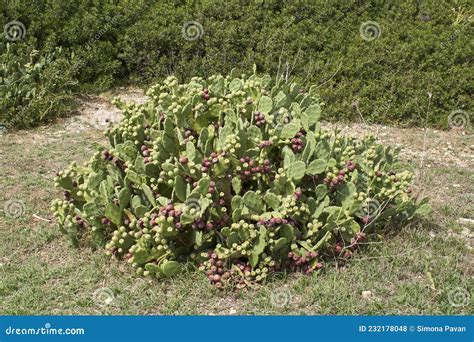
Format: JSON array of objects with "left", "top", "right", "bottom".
[{"left": 51, "top": 69, "right": 429, "bottom": 288}]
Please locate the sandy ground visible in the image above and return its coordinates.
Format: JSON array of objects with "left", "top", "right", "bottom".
[{"left": 63, "top": 87, "right": 149, "bottom": 132}]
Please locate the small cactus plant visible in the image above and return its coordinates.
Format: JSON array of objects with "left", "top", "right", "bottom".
[{"left": 51, "top": 70, "right": 429, "bottom": 288}]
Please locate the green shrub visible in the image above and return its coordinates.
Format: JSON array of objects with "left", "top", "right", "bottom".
[
  {"left": 119, "top": 0, "right": 473, "bottom": 128},
  {"left": 51, "top": 71, "right": 429, "bottom": 287},
  {"left": 2, "top": 0, "right": 471, "bottom": 128},
  {"left": 0, "top": 41, "right": 77, "bottom": 129}
]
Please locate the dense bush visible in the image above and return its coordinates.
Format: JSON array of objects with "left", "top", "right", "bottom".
[
  {"left": 51, "top": 72, "right": 429, "bottom": 287},
  {"left": 0, "top": 41, "right": 77, "bottom": 128},
  {"left": 2, "top": 0, "right": 472, "bottom": 128}
]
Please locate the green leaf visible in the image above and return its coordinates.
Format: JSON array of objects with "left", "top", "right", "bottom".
[
  {"left": 299, "top": 241, "right": 315, "bottom": 252},
  {"left": 315, "top": 184, "right": 328, "bottom": 200},
  {"left": 210, "top": 77, "right": 225, "bottom": 96},
  {"left": 161, "top": 260, "right": 182, "bottom": 277},
  {"left": 314, "top": 231, "right": 331, "bottom": 251},
  {"left": 198, "top": 177, "right": 210, "bottom": 195},
  {"left": 315, "top": 140, "right": 330, "bottom": 159},
  {"left": 264, "top": 192, "right": 280, "bottom": 210},
  {"left": 254, "top": 226, "right": 267, "bottom": 255},
  {"left": 135, "top": 205, "right": 148, "bottom": 217},
  {"left": 83, "top": 202, "right": 99, "bottom": 217},
  {"left": 337, "top": 182, "right": 357, "bottom": 210},
  {"left": 232, "top": 208, "right": 242, "bottom": 222},
  {"left": 57, "top": 176, "right": 74, "bottom": 191},
  {"left": 243, "top": 191, "right": 264, "bottom": 213},
  {"left": 118, "top": 188, "right": 131, "bottom": 209},
  {"left": 249, "top": 226, "right": 267, "bottom": 267},
  {"left": 131, "top": 195, "right": 143, "bottom": 210},
  {"left": 133, "top": 247, "right": 149, "bottom": 264},
  {"left": 283, "top": 146, "right": 295, "bottom": 169},
  {"left": 301, "top": 131, "right": 315, "bottom": 162},
  {"left": 288, "top": 161, "right": 306, "bottom": 180},
  {"left": 125, "top": 170, "right": 142, "bottom": 185},
  {"left": 141, "top": 184, "right": 156, "bottom": 206},
  {"left": 281, "top": 119, "right": 301, "bottom": 139},
  {"left": 232, "top": 176, "right": 241, "bottom": 194},
  {"left": 247, "top": 125, "right": 262, "bottom": 142},
  {"left": 174, "top": 176, "right": 186, "bottom": 202},
  {"left": 186, "top": 142, "right": 196, "bottom": 162},
  {"left": 313, "top": 196, "right": 330, "bottom": 218},
  {"left": 274, "top": 237, "right": 288, "bottom": 250},
  {"left": 306, "top": 159, "right": 327, "bottom": 175},
  {"left": 305, "top": 104, "right": 321, "bottom": 125},
  {"left": 231, "top": 196, "right": 243, "bottom": 211},
  {"left": 180, "top": 212, "right": 195, "bottom": 225},
  {"left": 145, "top": 263, "right": 162, "bottom": 275},
  {"left": 104, "top": 203, "right": 122, "bottom": 226},
  {"left": 274, "top": 91, "right": 288, "bottom": 108},
  {"left": 194, "top": 231, "right": 203, "bottom": 246},
  {"left": 249, "top": 252, "right": 259, "bottom": 268},
  {"left": 280, "top": 224, "right": 294, "bottom": 241},
  {"left": 229, "top": 78, "right": 242, "bottom": 92},
  {"left": 258, "top": 96, "right": 273, "bottom": 114},
  {"left": 415, "top": 203, "right": 432, "bottom": 216}
]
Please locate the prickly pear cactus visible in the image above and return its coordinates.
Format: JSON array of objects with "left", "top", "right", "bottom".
[{"left": 52, "top": 70, "right": 429, "bottom": 289}]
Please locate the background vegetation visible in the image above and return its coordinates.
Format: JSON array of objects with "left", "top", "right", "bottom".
[{"left": 1, "top": 0, "right": 472, "bottom": 128}]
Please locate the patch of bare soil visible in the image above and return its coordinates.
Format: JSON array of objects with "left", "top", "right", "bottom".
[
  {"left": 63, "top": 86, "right": 148, "bottom": 132},
  {"left": 322, "top": 122, "right": 473, "bottom": 169}
]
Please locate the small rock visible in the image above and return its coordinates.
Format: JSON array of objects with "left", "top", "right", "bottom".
[
  {"left": 362, "top": 290, "right": 373, "bottom": 300},
  {"left": 229, "top": 308, "right": 237, "bottom": 315}
]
